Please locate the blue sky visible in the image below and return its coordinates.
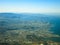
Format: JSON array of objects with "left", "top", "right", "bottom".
[{"left": 0, "top": 0, "right": 60, "bottom": 14}]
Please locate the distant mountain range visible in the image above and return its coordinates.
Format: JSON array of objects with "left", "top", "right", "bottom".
[{"left": 0, "top": 13, "right": 60, "bottom": 44}]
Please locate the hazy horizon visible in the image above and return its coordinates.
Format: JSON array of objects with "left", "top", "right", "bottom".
[{"left": 0, "top": 0, "right": 60, "bottom": 14}]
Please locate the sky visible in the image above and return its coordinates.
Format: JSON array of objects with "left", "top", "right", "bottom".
[{"left": 0, "top": 0, "right": 60, "bottom": 14}]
